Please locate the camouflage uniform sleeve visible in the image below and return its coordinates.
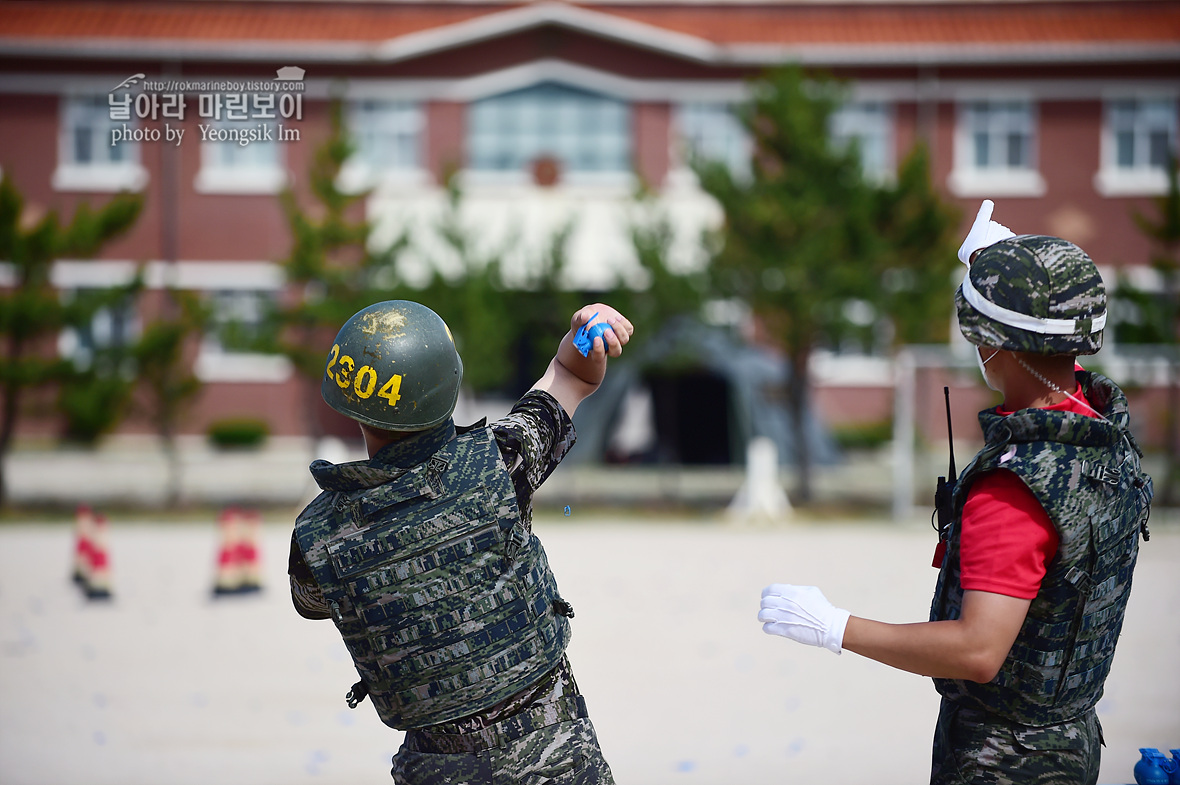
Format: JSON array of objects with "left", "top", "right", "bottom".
[
  {"left": 288, "top": 532, "right": 332, "bottom": 621},
  {"left": 491, "top": 389, "right": 576, "bottom": 516}
]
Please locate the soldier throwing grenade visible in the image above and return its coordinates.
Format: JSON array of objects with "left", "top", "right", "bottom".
[
  {"left": 758, "top": 201, "right": 1153, "bottom": 785},
  {"left": 289, "top": 301, "right": 631, "bottom": 784}
]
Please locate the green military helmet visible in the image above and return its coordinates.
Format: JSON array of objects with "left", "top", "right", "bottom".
[
  {"left": 321, "top": 301, "right": 463, "bottom": 431},
  {"left": 956, "top": 234, "right": 1107, "bottom": 356}
]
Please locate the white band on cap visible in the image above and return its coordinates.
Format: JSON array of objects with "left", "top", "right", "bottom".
[{"left": 961, "top": 271, "right": 1106, "bottom": 335}]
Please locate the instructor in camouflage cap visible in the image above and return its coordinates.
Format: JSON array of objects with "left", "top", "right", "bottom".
[
  {"left": 289, "top": 300, "right": 632, "bottom": 784},
  {"left": 757, "top": 201, "right": 1152, "bottom": 784}
]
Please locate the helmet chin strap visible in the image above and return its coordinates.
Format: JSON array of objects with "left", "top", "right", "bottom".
[{"left": 1014, "top": 356, "right": 1108, "bottom": 422}]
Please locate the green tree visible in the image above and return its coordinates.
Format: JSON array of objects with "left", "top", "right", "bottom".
[
  {"left": 615, "top": 188, "right": 710, "bottom": 343},
  {"left": 697, "top": 65, "right": 958, "bottom": 502},
  {"left": 408, "top": 177, "right": 519, "bottom": 394},
  {"left": 498, "top": 218, "right": 582, "bottom": 395},
  {"left": 269, "top": 102, "right": 408, "bottom": 440},
  {"left": 57, "top": 278, "right": 145, "bottom": 443},
  {"left": 696, "top": 65, "right": 876, "bottom": 502},
  {"left": 872, "top": 145, "right": 961, "bottom": 346},
  {"left": 131, "top": 290, "right": 206, "bottom": 507},
  {"left": 0, "top": 174, "right": 142, "bottom": 506},
  {"left": 416, "top": 182, "right": 710, "bottom": 398},
  {"left": 1133, "top": 155, "right": 1180, "bottom": 503}
]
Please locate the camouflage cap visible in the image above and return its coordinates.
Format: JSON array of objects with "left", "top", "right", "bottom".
[
  {"left": 956, "top": 235, "right": 1107, "bottom": 355},
  {"left": 321, "top": 301, "right": 463, "bottom": 431}
]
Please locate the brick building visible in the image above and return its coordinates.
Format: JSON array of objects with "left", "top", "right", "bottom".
[{"left": 0, "top": 0, "right": 1177, "bottom": 449}]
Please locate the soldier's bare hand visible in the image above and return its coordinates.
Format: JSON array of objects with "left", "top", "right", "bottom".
[{"left": 572, "top": 304, "right": 634, "bottom": 359}]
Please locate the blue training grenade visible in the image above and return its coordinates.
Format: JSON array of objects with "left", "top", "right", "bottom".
[
  {"left": 572, "top": 312, "right": 613, "bottom": 357},
  {"left": 1136, "top": 749, "right": 1170, "bottom": 785},
  {"left": 1163, "top": 749, "right": 1180, "bottom": 785}
]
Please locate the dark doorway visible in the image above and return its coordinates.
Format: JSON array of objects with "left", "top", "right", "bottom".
[{"left": 647, "top": 370, "right": 732, "bottom": 465}]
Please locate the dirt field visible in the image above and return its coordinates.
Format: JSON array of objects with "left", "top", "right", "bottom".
[{"left": 1, "top": 514, "right": 1177, "bottom": 785}]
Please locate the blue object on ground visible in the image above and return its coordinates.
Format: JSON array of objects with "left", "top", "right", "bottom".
[
  {"left": 1136, "top": 749, "right": 1170, "bottom": 785},
  {"left": 573, "top": 312, "right": 613, "bottom": 357},
  {"left": 1164, "top": 749, "right": 1180, "bottom": 785}
]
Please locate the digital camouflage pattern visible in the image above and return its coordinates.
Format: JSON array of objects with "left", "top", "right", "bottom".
[
  {"left": 391, "top": 658, "right": 615, "bottom": 784},
  {"left": 930, "top": 702, "right": 1101, "bottom": 785},
  {"left": 956, "top": 235, "right": 1107, "bottom": 355},
  {"left": 931, "top": 370, "right": 1152, "bottom": 729},
  {"left": 321, "top": 300, "right": 463, "bottom": 431},
  {"left": 394, "top": 716, "right": 613, "bottom": 785},
  {"left": 293, "top": 425, "right": 572, "bottom": 729}
]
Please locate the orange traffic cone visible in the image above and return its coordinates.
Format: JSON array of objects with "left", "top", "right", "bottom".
[
  {"left": 71, "top": 505, "right": 95, "bottom": 587},
  {"left": 212, "top": 507, "right": 244, "bottom": 596},
  {"left": 84, "top": 513, "right": 114, "bottom": 601},
  {"left": 236, "top": 509, "right": 263, "bottom": 594}
]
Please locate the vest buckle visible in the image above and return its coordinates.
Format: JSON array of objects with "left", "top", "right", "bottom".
[
  {"left": 346, "top": 680, "right": 369, "bottom": 709},
  {"left": 504, "top": 522, "right": 529, "bottom": 565},
  {"left": 1063, "top": 566, "right": 1093, "bottom": 595},
  {"left": 1082, "top": 461, "right": 1119, "bottom": 487}
]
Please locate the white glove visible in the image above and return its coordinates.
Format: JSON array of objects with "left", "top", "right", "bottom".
[
  {"left": 759, "top": 584, "right": 851, "bottom": 655},
  {"left": 957, "top": 199, "right": 1015, "bottom": 266}
]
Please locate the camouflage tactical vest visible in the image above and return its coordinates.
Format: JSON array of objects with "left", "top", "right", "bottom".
[
  {"left": 294, "top": 426, "right": 573, "bottom": 730},
  {"left": 930, "top": 372, "right": 1152, "bottom": 726}
]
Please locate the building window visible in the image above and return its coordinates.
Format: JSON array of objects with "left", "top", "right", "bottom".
[
  {"left": 830, "top": 101, "right": 893, "bottom": 183},
  {"left": 949, "top": 99, "right": 1045, "bottom": 197},
  {"left": 351, "top": 100, "right": 423, "bottom": 172},
  {"left": 467, "top": 83, "right": 630, "bottom": 182},
  {"left": 207, "top": 289, "right": 274, "bottom": 351},
  {"left": 1095, "top": 97, "right": 1178, "bottom": 196},
  {"left": 196, "top": 288, "right": 291, "bottom": 383},
  {"left": 966, "top": 101, "right": 1034, "bottom": 171},
  {"left": 339, "top": 100, "right": 426, "bottom": 191},
  {"left": 57, "top": 290, "right": 139, "bottom": 370},
  {"left": 53, "top": 95, "right": 148, "bottom": 192},
  {"left": 673, "top": 102, "right": 750, "bottom": 179},
  {"left": 194, "top": 118, "right": 286, "bottom": 195}
]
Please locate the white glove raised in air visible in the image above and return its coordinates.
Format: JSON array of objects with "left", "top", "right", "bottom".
[
  {"left": 759, "top": 584, "right": 851, "bottom": 655},
  {"left": 957, "top": 199, "right": 1015, "bottom": 266}
]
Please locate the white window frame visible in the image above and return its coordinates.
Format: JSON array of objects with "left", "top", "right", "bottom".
[
  {"left": 670, "top": 102, "right": 751, "bottom": 185},
  {"left": 830, "top": 100, "right": 895, "bottom": 185},
  {"left": 464, "top": 82, "right": 633, "bottom": 188},
  {"left": 56, "top": 288, "right": 141, "bottom": 370},
  {"left": 948, "top": 98, "right": 1045, "bottom": 198},
  {"left": 339, "top": 100, "right": 429, "bottom": 193},
  {"left": 47, "top": 259, "right": 292, "bottom": 383},
  {"left": 194, "top": 118, "right": 286, "bottom": 195},
  {"left": 196, "top": 285, "right": 292, "bottom": 383},
  {"left": 53, "top": 94, "right": 148, "bottom": 193},
  {"left": 1094, "top": 95, "right": 1179, "bottom": 197}
]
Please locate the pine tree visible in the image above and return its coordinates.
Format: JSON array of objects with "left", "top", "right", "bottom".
[
  {"left": 270, "top": 102, "right": 409, "bottom": 440},
  {"left": 872, "top": 144, "right": 961, "bottom": 347},
  {"left": 1134, "top": 155, "right": 1180, "bottom": 503},
  {"left": 131, "top": 290, "right": 206, "bottom": 507},
  {"left": 696, "top": 65, "right": 959, "bottom": 502},
  {"left": 0, "top": 174, "right": 142, "bottom": 506}
]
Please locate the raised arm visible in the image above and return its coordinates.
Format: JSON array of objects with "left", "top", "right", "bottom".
[{"left": 532, "top": 303, "right": 633, "bottom": 418}]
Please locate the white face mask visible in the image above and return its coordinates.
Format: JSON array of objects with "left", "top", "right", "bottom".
[{"left": 976, "top": 347, "right": 1001, "bottom": 392}]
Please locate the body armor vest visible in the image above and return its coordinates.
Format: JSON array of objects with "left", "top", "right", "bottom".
[
  {"left": 294, "top": 426, "right": 572, "bottom": 730},
  {"left": 931, "top": 372, "right": 1152, "bottom": 726}
]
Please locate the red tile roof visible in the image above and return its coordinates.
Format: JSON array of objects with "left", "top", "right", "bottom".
[
  {"left": 0, "top": 1, "right": 501, "bottom": 42},
  {"left": 0, "top": 1, "right": 1175, "bottom": 50},
  {"left": 609, "top": 3, "right": 1180, "bottom": 46}
]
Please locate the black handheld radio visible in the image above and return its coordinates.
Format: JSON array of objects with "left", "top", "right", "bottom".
[{"left": 932, "top": 386, "right": 957, "bottom": 564}]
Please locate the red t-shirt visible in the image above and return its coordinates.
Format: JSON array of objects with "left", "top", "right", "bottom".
[{"left": 958, "top": 384, "right": 1099, "bottom": 599}]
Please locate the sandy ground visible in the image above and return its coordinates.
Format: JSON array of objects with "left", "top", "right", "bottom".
[{"left": 1, "top": 514, "right": 1177, "bottom": 785}]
